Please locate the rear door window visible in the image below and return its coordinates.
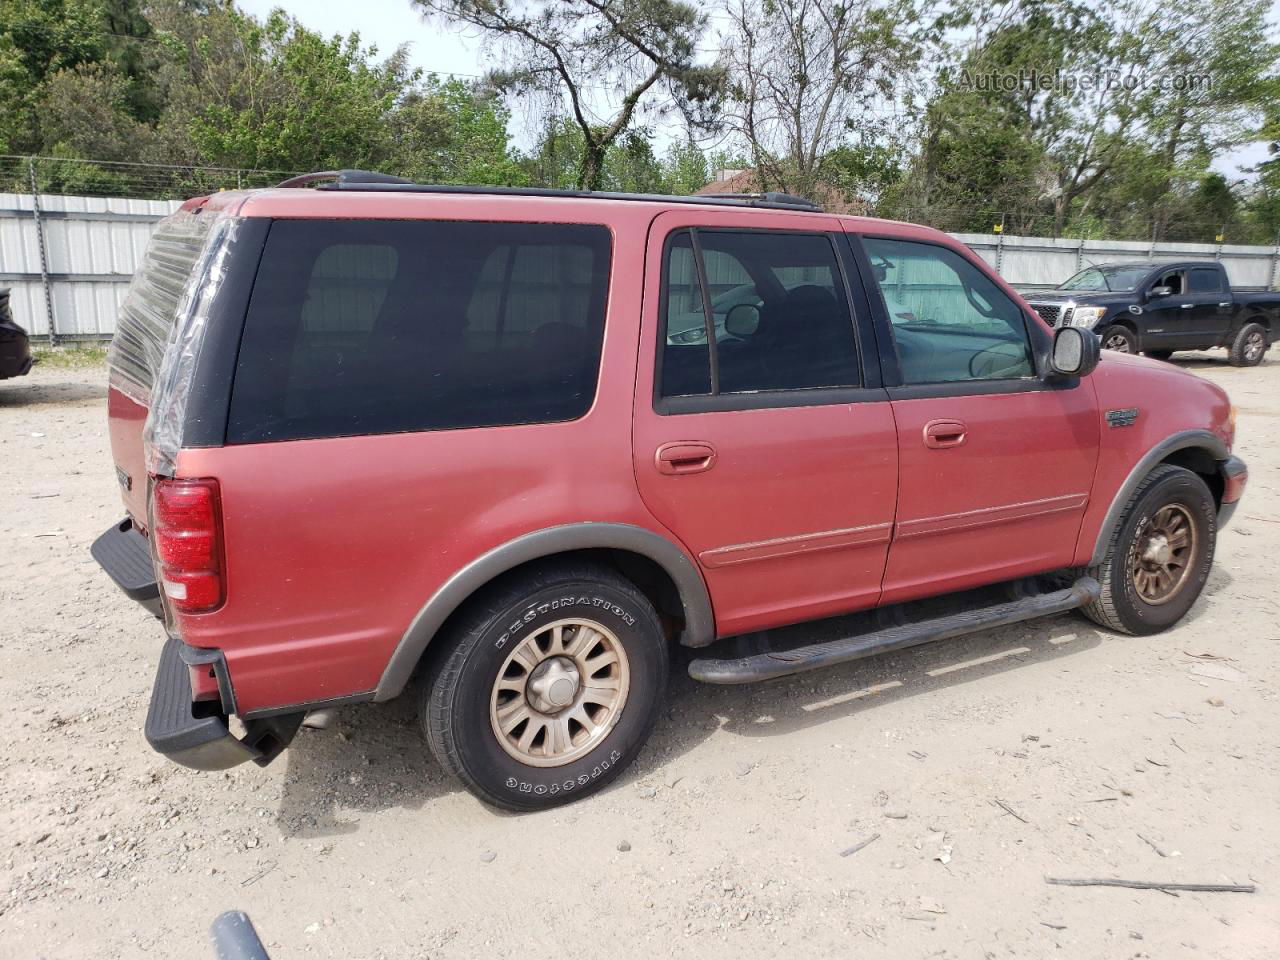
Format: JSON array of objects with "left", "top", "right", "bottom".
[
  {"left": 658, "top": 229, "right": 859, "bottom": 402},
  {"left": 228, "top": 220, "right": 611, "bottom": 443},
  {"left": 1188, "top": 268, "right": 1223, "bottom": 294}
]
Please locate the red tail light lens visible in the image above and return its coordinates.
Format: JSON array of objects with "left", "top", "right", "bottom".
[{"left": 152, "top": 478, "right": 225, "bottom": 613}]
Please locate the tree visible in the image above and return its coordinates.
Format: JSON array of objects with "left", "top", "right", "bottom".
[
  {"left": 415, "top": 0, "right": 724, "bottom": 190},
  {"left": 0, "top": 0, "right": 110, "bottom": 154},
  {"left": 148, "top": 5, "right": 412, "bottom": 172},
  {"left": 721, "top": 0, "right": 936, "bottom": 201},
  {"left": 390, "top": 76, "right": 527, "bottom": 185}
]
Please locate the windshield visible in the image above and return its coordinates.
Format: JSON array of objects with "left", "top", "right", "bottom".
[{"left": 1058, "top": 265, "right": 1149, "bottom": 292}]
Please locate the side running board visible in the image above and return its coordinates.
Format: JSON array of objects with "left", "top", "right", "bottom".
[{"left": 688, "top": 576, "right": 1100, "bottom": 685}]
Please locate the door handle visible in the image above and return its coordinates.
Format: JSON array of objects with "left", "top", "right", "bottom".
[
  {"left": 1180, "top": 303, "right": 1193, "bottom": 309},
  {"left": 1219, "top": 301, "right": 1231, "bottom": 308},
  {"left": 923, "top": 419, "right": 967, "bottom": 449},
  {"left": 655, "top": 441, "right": 717, "bottom": 475}
]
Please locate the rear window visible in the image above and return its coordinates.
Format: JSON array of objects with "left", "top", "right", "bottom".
[{"left": 228, "top": 220, "right": 612, "bottom": 443}]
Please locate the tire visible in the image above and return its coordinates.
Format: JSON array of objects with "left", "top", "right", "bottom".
[
  {"left": 422, "top": 562, "right": 668, "bottom": 811},
  {"left": 1144, "top": 350, "right": 1174, "bottom": 362},
  {"left": 1100, "top": 325, "right": 1138, "bottom": 354},
  {"left": 1228, "top": 322, "right": 1268, "bottom": 366},
  {"left": 1082, "top": 464, "right": 1216, "bottom": 636}
]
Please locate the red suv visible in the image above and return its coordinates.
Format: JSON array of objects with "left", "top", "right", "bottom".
[{"left": 93, "top": 172, "right": 1248, "bottom": 810}]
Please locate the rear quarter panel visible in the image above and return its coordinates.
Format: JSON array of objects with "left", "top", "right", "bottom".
[{"left": 1071, "top": 351, "right": 1232, "bottom": 566}]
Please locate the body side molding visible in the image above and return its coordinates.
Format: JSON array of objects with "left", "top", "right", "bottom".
[
  {"left": 374, "top": 523, "right": 716, "bottom": 701},
  {"left": 1088, "top": 429, "right": 1229, "bottom": 567}
]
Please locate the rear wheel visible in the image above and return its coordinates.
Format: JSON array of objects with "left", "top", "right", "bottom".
[
  {"left": 1228, "top": 322, "right": 1268, "bottom": 366},
  {"left": 423, "top": 563, "right": 668, "bottom": 810},
  {"left": 1083, "top": 465, "right": 1216, "bottom": 635},
  {"left": 1100, "top": 325, "right": 1137, "bottom": 354}
]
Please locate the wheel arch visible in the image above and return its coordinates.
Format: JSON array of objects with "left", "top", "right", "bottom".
[
  {"left": 1088, "top": 429, "right": 1228, "bottom": 566},
  {"left": 1100, "top": 319, "right": 1140, "bottom": 350},
  {"left": 373, "top": 524, "right": 715, "bottom": 701}
]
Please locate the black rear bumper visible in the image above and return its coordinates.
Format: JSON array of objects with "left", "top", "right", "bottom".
[
  {"left": 146, "top": 637, "right": 302, "bottom": 771},
  {"left": 91, "top": 519, "right": 162, "bottom": 617}
]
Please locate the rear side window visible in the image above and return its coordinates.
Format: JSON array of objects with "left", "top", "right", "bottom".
[
  {"left": 108, "top": 210, "right": 214, "bottom": 403},
  {"left": 1188, "top": 268, "right": 1223, "bottom": 293},
  {"left": 228, "top": 220, "right": 612, "bottom": 443}
]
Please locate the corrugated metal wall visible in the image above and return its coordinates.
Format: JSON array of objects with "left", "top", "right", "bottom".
[
  {"left": 2, "top": 192, "right": 1278, "bottom": 341},
  {"left": 0, "top": 193, "right": 182, "bottom": 339},
  {"left": 956, "top": 233, "right": 1280, "bottom": 292}
]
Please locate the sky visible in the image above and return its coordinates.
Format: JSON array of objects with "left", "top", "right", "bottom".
[{"left": 237, "top": 0, "right": 1274, "bottom": 179}]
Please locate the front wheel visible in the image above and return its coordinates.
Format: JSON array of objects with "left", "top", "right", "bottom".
[
  {"left": 1082, "top": 464, "right": 1216, "bottom": 635},
  {"left": 422, "top": 563, "right": 668, "bottom": 810},
  {"left": 1229, "top": 322, "right": 1268, "bottom": 366},
  {"left": 1100, "top": 325, "right": 1137, "bottom": 354}
]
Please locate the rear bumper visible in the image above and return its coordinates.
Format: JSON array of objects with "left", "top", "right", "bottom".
[
  {"left": 146, "top": 637, "right": 302, "bottom": 771},
  {"left": 1218, "top": 455, "right": 1247, "bottom": 528},
  {"left": 91, "top": 518, "right": 162, "bottom": 617}
]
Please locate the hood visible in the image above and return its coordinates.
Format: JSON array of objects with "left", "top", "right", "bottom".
[{"left": 1030, "top": 289, "right": 1131, "bottom": 305}]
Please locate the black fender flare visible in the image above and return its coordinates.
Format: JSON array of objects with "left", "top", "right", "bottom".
[
  {"left": 374, "top": 523, "right": 715, "bottom": 701},
  {"left": 1088, "top": 429, "right": 1229, "bottom": 567}
]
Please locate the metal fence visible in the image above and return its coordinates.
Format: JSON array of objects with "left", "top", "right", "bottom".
[
  {"left": 4, "top": 180, "right": 1279, "bottom": 343},
  {"left": 958, "top": 233, "right": 1280, "bottom": 293}
]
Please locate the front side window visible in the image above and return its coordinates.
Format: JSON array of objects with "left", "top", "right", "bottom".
[
  {"left": 229, "top": 220, "right": 611, "bottom": 442},
  {"left": 861, "top": 237, "right": 1035, "bottom": 385},
  {"left": 658, "top": 229, "right": 858, "bottom": 401}
]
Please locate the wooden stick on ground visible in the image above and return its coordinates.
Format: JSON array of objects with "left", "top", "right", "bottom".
[
  {"left": 1045, "top": 877, "right": 1255, "bottom": 893},
  {"left": 839, "top": 833, "right": 880, "bottom": 857}
]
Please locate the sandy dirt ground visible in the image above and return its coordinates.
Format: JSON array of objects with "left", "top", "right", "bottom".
[{"left": 1, "top": 353, "right": 1277, "bottom": 960}]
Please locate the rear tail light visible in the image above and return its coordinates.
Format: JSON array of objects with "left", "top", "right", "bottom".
[{"left": 152, "top": 478, "right": 225, "bottom": 613}]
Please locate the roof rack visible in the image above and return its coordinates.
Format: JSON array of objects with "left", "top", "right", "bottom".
[
  {"left": 275, "top": 169, "right": 824, "bottom": 212},
  {"left": 275, "top": 169, "right": 413, "bottom": 188}
]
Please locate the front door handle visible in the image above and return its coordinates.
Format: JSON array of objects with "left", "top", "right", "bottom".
[
  {"left": 1219, "top": 301, "right": 1231, "bottom": 308},
  {"left": 656, "top": 441, "right": 717, "bottom": 475},
  {"left": 1181, "top": 303, "right": 1194, "bottom": 309},
  {"left": 923, "top": 419, "right": 967, "bottom": 449}
]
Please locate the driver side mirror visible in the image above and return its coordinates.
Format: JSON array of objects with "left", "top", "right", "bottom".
[
  {"left": 1149, "top": 285, "right": 1172, "bottom": 298},
  {"left": 1050, "top": 326, "right": 1100, "bottom": 378},
  {"left": 724, "top": 302, "right": 761, "bottom": 338}
]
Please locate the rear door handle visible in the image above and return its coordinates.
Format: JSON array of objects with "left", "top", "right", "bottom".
[
  {"left": 1219, "top": 301, "right": 1231, "bottom": 308},
  {"left": 923, "top": 419, "right": 967, "bottom": 449},
  {"left": 656, "top": 441, "right": 717, "bottom": 475},
  {"left": 1181, "top": 303, "right": 1194, "bottom": 309}
]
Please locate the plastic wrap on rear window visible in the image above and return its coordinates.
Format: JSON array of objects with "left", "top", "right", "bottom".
[
  {"left": 144, "top": 216, "right": 242, "bottom": 476},
  {"left": 108, "top": 210, "right": 215, "bottom": 406}
]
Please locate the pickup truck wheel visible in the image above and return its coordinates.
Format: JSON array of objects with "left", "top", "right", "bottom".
[
  {"left": 1083, "top": 464, "right": 1216, "bottom": 636},
  {"left": 1100, "top": 325, "right": 1137, "bottom": 354},
  {"left": 1229, "top": 322, "right": 1268, "bottom": 366},
  {"left": 422, "top": 564, "right": 668, "bottom": 811}
]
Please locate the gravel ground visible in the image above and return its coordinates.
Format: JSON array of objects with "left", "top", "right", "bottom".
[{"left": 1, "top": 353, "right": 1277, "bottom": 960}]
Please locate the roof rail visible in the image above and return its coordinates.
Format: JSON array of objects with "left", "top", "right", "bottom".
[
  {"left": 697, "top": 191, "right": 821, "bottom": 211},
  {"left": 298, "top": 178, "right": 824, "bottom": 212},
  {"left": 276, "top": 169, "right": 412, "bottom": 188}
]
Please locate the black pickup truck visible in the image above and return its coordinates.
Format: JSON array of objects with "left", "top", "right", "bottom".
[{"left": 1024, "top": 261, "right": 1277, "bottom": 365}]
